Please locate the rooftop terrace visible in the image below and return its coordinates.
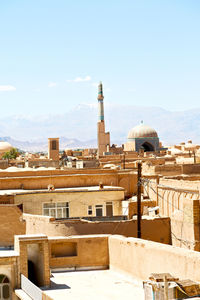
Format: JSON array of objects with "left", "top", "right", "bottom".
[{"left": 42, "top": 269, "right": 144, "bottom": 300}]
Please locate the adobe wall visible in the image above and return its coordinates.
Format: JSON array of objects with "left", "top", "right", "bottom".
[
  {"left": 143, "top": 177, "right": 200, "bottom": 251},
  {"left": 28, "top": 160, "right": 59, "bottom": 168},
  {"left": 128, "top": 200, "right": 157, "bottom": 219},
  {"left": 0, "top": 168, "right": 123, "bottom": 177},
  {"left": 0, "top": 206, "right": 26, "bottom": 246},
  {"left": 160, "top": 178, "right": 200, "bottom": 190},
  {"left": 0, "top": 170, "right": 137, "bottom": 197},
  {"left": 0, "top": 160, "right": 9, "bottom": 169},
  {"left": 144, "top": 163, "right": 200, "bottom": 177},
  {"left": 0, "top": 194, "right": 14, "bottom": 204},
  {"left": 48, "top": 235, "right": 109, "bottom": 269},
  {"left": 24, "top": 214, "right": 171, "bottom": 245},
  {"left": 170, "top": 198, "right": 200, "bottom": 251},
  {"left": 0, "top": 169, "right": 104, "bottom": 177},
  {"left": 143, "top": 177, "right": 200, "bottom": 205},
  {"left": 109, "top": 235, "right": 200, "bottom": 282},
  {"left": 182, "top": 163, "right": 200, "bottom": 174},
  {"left": 154, "top": 164, "right": 182, "bottom": 176}
]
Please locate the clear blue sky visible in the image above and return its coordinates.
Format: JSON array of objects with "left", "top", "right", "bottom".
[{"left": 0, "top": 0, "right": 200, "bottom": 116}]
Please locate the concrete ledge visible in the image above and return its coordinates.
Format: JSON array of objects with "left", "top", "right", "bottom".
[{"left": 15, "top": 289, "right": 32, "bottom": 300}]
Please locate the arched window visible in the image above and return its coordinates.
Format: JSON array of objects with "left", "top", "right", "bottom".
[{"left": 0, "top": 275, "right": 10, "bottom": 300}]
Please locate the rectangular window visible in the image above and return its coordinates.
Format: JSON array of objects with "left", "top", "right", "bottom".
[
  {"left": 95, "top": 205, "right": 103, "bottom": 217},
  {"left": 88, "top": 205, "right": 92, "bottom": 215},
  {"left": 43, "top": 202, "right": 69, "bottom": 218},
  {"left": 52, "top": 140, "right": 57, "bottom": 150}
]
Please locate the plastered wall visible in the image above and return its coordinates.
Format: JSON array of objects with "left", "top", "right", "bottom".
[
  {"left": 49, "top": 235, "right": 109, "bottom": 269},
  {"left": 0, "top": 206, "right": 26, "bottom": 246},
  {"left": 0, "top": 169, "right": 137, "bottom": 197},
  {"left": 109, "top": 235, "right": 200, "bottom": 282},
  {"left": 14, "top": 189, "right": 124, "bottom": 217}
]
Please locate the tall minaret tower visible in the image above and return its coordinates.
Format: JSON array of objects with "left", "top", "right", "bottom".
[{"left": 97, "top": 82, "right": 110, "bottom": 157}]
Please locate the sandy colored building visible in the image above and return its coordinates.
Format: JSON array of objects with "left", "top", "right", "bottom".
[
  {"left": 0, "top": 233, "right": 199, "bottom": 299},
  {"left": 0, "top": 168, "right": 137, "bottom": 198},
  {"left": 0, "top": 186, "right": 124, "bottom": 219}
]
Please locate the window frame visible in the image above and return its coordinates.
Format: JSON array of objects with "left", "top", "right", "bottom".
[
  {"left": 88, "top": 205, "right": 93, "bottom": 215},
  {"left": 43, "top": 202, "right": 69, "bottom": 218}
]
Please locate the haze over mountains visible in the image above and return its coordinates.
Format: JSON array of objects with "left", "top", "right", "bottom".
[{"left": 0, "top": 103, "right": 200, "bottom": 151}]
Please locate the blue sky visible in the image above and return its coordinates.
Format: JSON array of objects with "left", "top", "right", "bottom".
[{"left": 0, "top": 0, "right": 200, "bottom": 116}]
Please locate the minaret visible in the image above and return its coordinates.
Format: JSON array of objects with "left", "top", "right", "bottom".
[
  {"left": 97, "top": 82, "right": 110, "bottom": 157},
  {"left": 98, "top": 81, "right": 104, "bottom": 121}
]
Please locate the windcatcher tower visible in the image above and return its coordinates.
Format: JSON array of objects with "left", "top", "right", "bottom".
[{"left": 97, "top": 82, "right": 110, "bottom": 157}]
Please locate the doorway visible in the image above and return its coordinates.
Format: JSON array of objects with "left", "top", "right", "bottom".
[
  {"left": 27, "top": 243, "right": 44, "bottom": 287},
  {"left": 95, "top": 205, "right": 103, "bottom": 217},
  {"left": 106, "top": 202, "right": 113, "bottom": 217}
]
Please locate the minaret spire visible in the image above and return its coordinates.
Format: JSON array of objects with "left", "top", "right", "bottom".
[
  {"left": 97, "top": 81, "right": 110, "bottom": 157},
  {"left": 97, "top": 81, "right": 104, "bottom": 101},
  {"left": 97, "top": 81, "right": 104, "bottom": 121}
]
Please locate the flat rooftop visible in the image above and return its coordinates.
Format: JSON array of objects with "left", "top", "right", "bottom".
[
  {"left": 0, "top": 185, "right": 124, "bottom": 195},
  {"left": 42, "top": 270, "right": 144, "bottom": 300}
]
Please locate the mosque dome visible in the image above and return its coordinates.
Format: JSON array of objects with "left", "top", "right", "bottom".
[
  {"left": 0, "top": 141, "right": 12, "bottom": 152},
  {"left": 128, "top": 123, "right": 158, "bottom": 139}
]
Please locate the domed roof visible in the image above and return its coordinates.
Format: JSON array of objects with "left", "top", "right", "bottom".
[
  {"left": 0, "top": 141, "right": 12, "bottom": 152},
  {"left": 128, "top": 123, "right": 158, "bottom": 139}
]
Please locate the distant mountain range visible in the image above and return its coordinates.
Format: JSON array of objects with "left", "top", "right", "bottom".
[{"left": 0, "top": 103, "right": 200, "bottom": 151}]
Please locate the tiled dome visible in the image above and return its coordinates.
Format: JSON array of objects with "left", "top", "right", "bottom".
[{"left": 128, "top": 123, "right": 158, "bottom": 139}]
